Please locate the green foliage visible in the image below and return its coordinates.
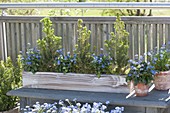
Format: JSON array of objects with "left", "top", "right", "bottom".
[
  {"left": 0, "top": 56, "right": 22, "bottom": 111},
  {"left": 91, "top": 54, "right": 112, "bottom": 78},
  {"left": 101, "top": 0, "right": 152, "bottom": 16},
  {"left": 148, "top": 45, "right": 170, "bottom": 72},
  {"left": 21, "top": 44, "right": 41, "bottom": 74},
  {"left": 22, "top": 16, "right": 130, "bottom": 77},
  {"left": 126, "top": 56, "right": 156, "bottom": 85},
  {"left": 73, "top": 19, "right": 94, "bottom": 74},
  {"left": 55, "top": 50, "right": 77, "bottom": 74},
  {"left": 37, "top": 17, "right": 62, "bottom": 72},
  {"left": 105, "top": 14, "right": 129, "bottom": 74}
]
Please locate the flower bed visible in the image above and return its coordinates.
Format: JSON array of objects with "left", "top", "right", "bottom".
[{"left": 22, "top": 99, "right": 125, "bottom": 113}]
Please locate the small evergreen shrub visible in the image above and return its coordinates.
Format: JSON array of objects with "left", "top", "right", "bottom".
[
  {"left": 0, "top": 56, "right": 22, "bottom": 111},
  {"left": 105, "top": 14, "right": 129, "bottom": 75}
]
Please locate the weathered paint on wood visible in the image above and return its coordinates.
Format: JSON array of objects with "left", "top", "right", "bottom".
[
  {"left": 0, "top": 22, "right": 4, "bottom": 60},
  {"left": 1, "top": 16, "right": 170, "bottom": 61},
  {"left": 7, "top": 88, "right": 170, "bottom": 113},
  {"left": 22, "top": 72, "right": 128, "bottom": 93}
]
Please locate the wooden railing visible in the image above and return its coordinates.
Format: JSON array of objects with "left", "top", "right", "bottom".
[{"left": 1, "top": 16, "right": 170, "bottom": 61}]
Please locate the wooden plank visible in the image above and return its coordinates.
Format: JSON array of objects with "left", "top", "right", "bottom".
[
  {"left": 145, "top": 108, "right": 165, "bottom": 113},
  {"left": 147, "top": 24, "right": 153, "bottom": 52},
  {"left": 96, "top": 24, "right": 102, "bottom": 54},
  {"left": 39, "top": 23, "right": 43, "bottom": 40},
  {"left": 124, "top": 106, "right": 145, "bottom": 113},
  {"left": 90, "top": 23, "right": 96, "bottom": 53},
  {"left": 62, "top": 23, "right": 67, "bottom": 54},
  {"left": 72, "top": 23, "right": 77, "bottom": 53},
  {"left": 143, "top": 24, "right": 147, "bottom": 60},
  {"left": 168, "top": 25, "right": 170, "bottom": 44},
  {"left": 2, "top": 16, "right": 170, "bottom": 24},
  {"left": 21, "top": 23, "right": 26, "bottom": 54},
  {"left": 152, "top": 24, "right": 158, "bottom": 51},
  {"left": 6, "top": 22, "right": 11, "bottom": 58},
  {"left": 165, "top": 24, "right": 169, "bottom": 48},
  {"left": 140, "top": 24, "right": 144, "bottom": 57},
  {"left": 11, "top": 23, "right": 16, "bottom": 61},
  {"left": 100, "top": 24, "right": 104, "bottom": 54},
  {"left": 133, "top": 24, "right": 138, "bottom": 56},
  {"left": 35, "top": 23, "right": 40, "bottom": 47},
  {"left": 31, "top": 23, "right": 36, "bottom": 47},
  {"left": 0, "top": 22, "right": 4, "bottom": 60},
  {"left": 68, "top": 23, "right": 74, "bottom": 54},
  {"left": 163, "top": 24, "right": 166, "bottom": 45},
  {"left": 159, "top": 24, "right": 164, "bottom": 47},
  {"left": 7, "top": 87, "right": 170, "bottom": 108},
  {"left": 16, "top": 23, "right": 20, "bottom": 55},
  {"left": 125, "top": 24, "right": 132, "bottom": 59},
  {"left": 102, "top": 24, "right": 107, "bottom": 55},
  {"left": 130, "top": 24, "right": 135, "bottom": 59},
  {"left": 136, "top": 24, "right": 141, "bottom": 56},
  {"left": 25, "top": 23, "right": 31, "bottom": 46}
]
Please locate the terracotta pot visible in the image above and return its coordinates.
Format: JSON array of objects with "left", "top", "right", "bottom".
[
  {"left": 134, "top": 83, "right": 148, "bottom": 97},
  {"left": 154, "top": 71, "right": 170, "bottom": 90}
]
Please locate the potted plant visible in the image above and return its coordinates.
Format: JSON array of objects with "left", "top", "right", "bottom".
[
  {"left": 0, "top": 56, "right": 22, "bottom": 113},
  {"left": 20, "top": 16, "right": 129, "bottom": 93},
  {"left": 150, "top": 45, "right": 170, "bottom": 90},
  {"left": 126, "top": 55, "right": 156, "bottom": 96}
]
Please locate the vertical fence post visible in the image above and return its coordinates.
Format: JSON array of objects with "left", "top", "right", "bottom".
[
  {"left": 0, "top": 21, "right": 4, "bottom": 60},
  {"left": 0, "top": 9, "right": 7, "bottom": 61}
]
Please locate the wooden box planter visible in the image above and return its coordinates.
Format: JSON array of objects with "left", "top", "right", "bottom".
[{"left": 23, "top": 72, "right": 129, "bottom": 93}]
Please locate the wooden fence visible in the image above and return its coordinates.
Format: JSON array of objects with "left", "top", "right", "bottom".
[{"left": 1, "top": 16, "right": 170, "bottom": 61}]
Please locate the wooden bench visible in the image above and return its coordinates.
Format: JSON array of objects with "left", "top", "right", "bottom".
[{"left": 7, "top": 87, "right": 170, "bottom": 113}]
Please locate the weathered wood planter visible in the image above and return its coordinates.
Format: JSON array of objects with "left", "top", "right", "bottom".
[{"left": 23, "top": 72, "right": 129, "bottom": 93}]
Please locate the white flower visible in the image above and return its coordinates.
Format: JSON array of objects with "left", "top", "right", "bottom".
[
  {"left": 121, "top": 107, "right": 124, "bottom": 111},
  {"left": 46, "top": 110, "right": 51, "bottom": 113},
  {"left": 72, "top": 108, "right": 78, "bottom": 113},
  {"left": 76, "top": 103, "right": 81, "bottom": 107},
  {"left": 23, "top": 100, "right": 125, "bottom": 113},
  {"left": 105, "top": 101, "right": 110, "bottom": 105},
  {"left": 65, "top": 99, "right": 69, "bottom": 103},
  {"left": 25, "top": 106, "right": 30, "bottom": 108},
  {"left": 81, "top": 107, "right": 87, "bottom": 112},
  {"left": 52, "top": 110, "right": 57, "bottom": 113},
  {"left": 59, "top": 100, "right": 64, "bottom": 105},
  {"left": 101, "top": 105, "right": 107, "bottom": 110}
]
